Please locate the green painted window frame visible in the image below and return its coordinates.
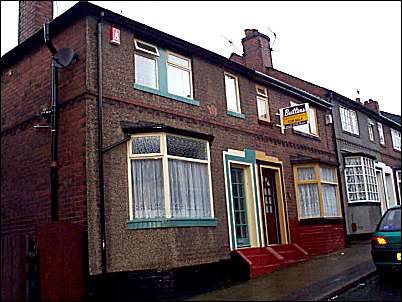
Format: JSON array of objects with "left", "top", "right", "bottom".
[
  {"left": 227, "top": 110, "right": 246, "bottom": 119},
  {"left": 133, "top": 47, "right": 200, "bottom": 107},
  {"left": 127, "top": 217, "right": 218, "bottom": 229}
]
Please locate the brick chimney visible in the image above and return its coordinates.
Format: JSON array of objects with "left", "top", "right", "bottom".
[
  {"left": 364, "top": 99, "right": 380, "bottom": 113},
  {"left": 229, "top": 29, "right": 273, "bottom": 72},
  {"left": 18, "top": 1, "right": 53, "bottom": 44}
]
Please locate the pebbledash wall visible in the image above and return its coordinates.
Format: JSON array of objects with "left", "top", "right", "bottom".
[{"left": 1, "top": 2, "right": 347, "bottom": 300}]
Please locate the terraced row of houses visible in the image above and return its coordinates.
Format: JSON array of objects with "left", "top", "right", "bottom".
[{"left": 1, "top": 1, "right": 400, "bottom": 301}]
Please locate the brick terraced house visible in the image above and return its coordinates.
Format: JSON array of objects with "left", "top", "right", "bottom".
[{"left": 1, "top": 1, "right": 356, "bottom": 300}]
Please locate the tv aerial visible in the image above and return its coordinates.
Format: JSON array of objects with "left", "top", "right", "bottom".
[
  {"left": 220, "top": 34, "right": 242, "bottom": 54},
  {"left": 266, "top": 27, "right": 277, "bottom": 51}
]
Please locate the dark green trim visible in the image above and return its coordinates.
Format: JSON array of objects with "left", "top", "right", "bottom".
[
  {"left": 133, "top": 83, "right": 200, "bottom": 106},
  {"left": 227, "top": 110, "right": 246, "bottom": 119},
  {"left": 127, "top": 217, "right": 217, "bottom": 229}
]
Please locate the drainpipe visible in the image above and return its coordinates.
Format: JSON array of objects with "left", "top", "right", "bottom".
[
  {"left": 97, "top": 11, "right": 107, "bottom": 274},
  {"left": 44, "top": 22, "right": 59, "bottom": 222}
]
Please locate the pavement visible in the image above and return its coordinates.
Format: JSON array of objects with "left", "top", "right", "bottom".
[{"left": 186, "top": 241, "right": 376, "bottom": 301}]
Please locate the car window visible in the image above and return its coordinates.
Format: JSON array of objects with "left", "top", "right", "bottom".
[{"left": 378, "top": 208, "right": 401, "bottom": 232}]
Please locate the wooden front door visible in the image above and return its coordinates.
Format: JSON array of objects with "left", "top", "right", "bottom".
[
  {"left": 230, "top": 167, "right": 250, "bottom": 247},
  {"left": 261, "top": 168, "right": 281, "bottom": 245}
]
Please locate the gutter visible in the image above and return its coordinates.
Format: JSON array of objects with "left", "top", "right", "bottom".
[{"left": 96, "top": 11, "right": 107, "bottom": 274}]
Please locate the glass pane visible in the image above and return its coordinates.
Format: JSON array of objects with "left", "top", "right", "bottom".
[
  {"left": 298, "top": 167, "right": 316, "bottom": 181},
  {"left": 309, "top": 108, "right": 317, "bottom": 135},
  {"left": 257, "top": 97, "right": 267, "bottom": 119},
  {"left": 168, "top": 53, "right": 190, "bottom": 68},
  {"left": 166, "top": 135, "right": 207, "bottom": 160},
  {"left": 225, "top": 75, "right": 239, "bottom": 112},
  {"left": 135, "top": 41, "right": 158, "bottom": 55},
  {"left": 169, "top": 159, "right": 210, "bottom": 218},
  {"left": 135, "top": 54, "right": 157, "bottom": 88},
  {"left": 298, "top": 184, "right": 320, "bottom": 218},
  {"left": 167, "top": 65, "right": 192, "bottom": 98},
  {"left": 321, "top": 166, "right": 336, "bottom": 182},
  {"left": 322, "top": 184, "right": 339, "bottom": 216},
  {"left": 132, "top": 136, "right": 160, "bottom": 154},
  {"left": 131, "top": 159, "right": 164, "bottom": 218}
]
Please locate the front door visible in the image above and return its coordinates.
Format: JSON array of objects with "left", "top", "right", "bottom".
[
  {"left": 261, "top": 168, "right": 281, "bottom": 245},
  {"left": 376, "top": 170, "right": 388, "bottom": 215},
  {"left": 230, "top": 167, "right": 250, "bottom": 247}
]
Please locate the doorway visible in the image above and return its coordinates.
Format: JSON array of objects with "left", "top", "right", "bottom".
[
  {"left": 259, "top": 166, "right": 288, "bottom": 245},
  {"left": 376, "top": 169, "right": 388, "bottom": 215}
]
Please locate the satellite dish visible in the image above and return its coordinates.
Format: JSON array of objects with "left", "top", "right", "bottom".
[{"left": 53, "top": 48, "right": 76, "bottom": 68}]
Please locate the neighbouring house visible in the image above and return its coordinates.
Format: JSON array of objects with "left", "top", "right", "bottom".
[{"left": 2, "top": 2, "right": 348, "bottom": 301}]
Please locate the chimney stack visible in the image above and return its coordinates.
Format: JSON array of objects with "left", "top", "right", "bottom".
[
  {"left": 229, "top": 29, "right": 273, "bottom": 73},
  {"left": 363, "top": 99, "right": 380, "bottom": 113},
  {"left": 355, "top": 97, "right": 361, "bottom": 103},
  {"left": 18, "top": 1, "right": 53, "bottom": 44}
]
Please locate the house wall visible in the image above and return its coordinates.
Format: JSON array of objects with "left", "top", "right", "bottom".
[
  {"left": 1, "top": 17, "right": 88, "bottom": 301},
  {"left": 84, "top": 17, "right": 344, "bottom": 276}
]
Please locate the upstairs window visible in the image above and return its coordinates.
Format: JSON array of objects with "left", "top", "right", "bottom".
[
  {"left": 290, "top": 101, "right": 319, "bottom": 136},
  {"left": 224, "top": 73, "right": 241, "bottom": 113},
  {"left": 167, "top": 52, "right": 193, "bottom": 99},
  {"left": 256, "top": 85, "right": 270, "bottom": 122},
  {"left": 368, "top": 119, "right": 375, "bottom": 142},
  {"left": 134, "top": 39, "right": 159, "bottom": 89},
  {"left": 339, "top": 106, "right": 359, "bottom": 135},
  {"left": 391, "top": 128, "right": 401, "bottom": 151},
  {"left": 344, "top": 156, "right": 378, "bottom": 203},
  {"left": 377, "top": 122, "right": 385, "bottom": 145}
]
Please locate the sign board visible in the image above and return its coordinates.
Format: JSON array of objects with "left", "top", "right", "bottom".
[
  {"left": 280, "top": 103, "right": 309, "bottom": 127},
  {"left": 110, "top": 27, "right": 121, "bottom": 45}
]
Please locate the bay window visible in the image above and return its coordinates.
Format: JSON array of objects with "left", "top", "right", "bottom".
[
  {"left": 294, "top": 164, "right": 341, "bottom": 219},
  {"left": 128, "top": 133, "right": 215, "bottom": 228},
  {"left": 344, "top": 156, "right": 379, "bottom": 202}
]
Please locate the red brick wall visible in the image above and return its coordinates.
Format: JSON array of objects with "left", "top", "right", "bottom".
[{"left": 1, "top": 17, "right": 88, "bottom": 301}]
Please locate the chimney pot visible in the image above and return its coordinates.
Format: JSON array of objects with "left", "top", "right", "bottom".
[
  {"left": 363, "top": 99, "right": 380, "bottom": 113},
  {"left": 355, "top": 97, "right": 361, "bottom": 103}
]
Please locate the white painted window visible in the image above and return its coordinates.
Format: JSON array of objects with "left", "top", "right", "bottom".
[
  {"left": 396, "top": 170, "right": 401, "bottom": 203},
  {"left": 134, "top": 39, "right": 159, "bottom": 89},
  {"left": 344, "top": 157, "right": 379, "bottom": 203},
  {"left": 128, "top": 133, "right": 213, "bottom": 220},
  {"left": 256, "top": 85, "right": 270, "bottom": 121},
  {"left": 391, "top": 128, "right": 401, "bottom": 151},
  {"left": 340, "top": 106, "right": 359, "bottom": 135},
  {"left": 167, "top": 52, "right": 193, "bottom": 99},
  {"left": 377, "top": 122, "right": 385, "bottom": 145},
  {"left": 368, "top": 119, "right": 375, "bottom": 142},
  {"left": 291, "top": 101, "right": 319, "bottom": 136},
  {"left": 224, "top": 73, "right": 241, "bottom": 113}
]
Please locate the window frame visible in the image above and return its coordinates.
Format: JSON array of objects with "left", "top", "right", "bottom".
[
  {"left": 166, "top": 50, "right": 193, "bottom": 99},
  {"left": 256, "top": 85, "right": 270, "bottom": 122},
  {"left": 134, "top": 52, "right": 159, "bottom": 90},
  {"left": 293, "top": 163, "right": 342, "bottom": 220},
  {"left": 396, "top": 170, "right": 401, "bottom": 203},
  {"left": 224, "top": 72, "right": 242, "bottom": 114},
  {"left": 134, "top": 38, "right": 160, "bottom": 56},
  {"left": 368, "top": 119, "right": 375, "bottom": 142},
  {"left": 377, "top": 122, "right": 385, "bottom": 145},
  {"left": 344, "top": 156, "right": 379, "bottom": 203},
  {"left": 391, "top": 128, "right": 401, "bottom": 151},
  {"left": 290, "top": 101, "right": 319, "bottom": 137},
  {"left": 127, "top": 133, "right": 215, "bottom": 223},
  {"left": 339, "top": 106, "right": 359, "bottom": 136}
]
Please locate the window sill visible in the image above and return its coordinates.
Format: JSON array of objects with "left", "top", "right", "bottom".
[
  {"left": 133, "top": 83, "right": 200, "bottom": 106},
  {"left": 341, "top": 130, "right": 360, "bottom": 138},
  {"left": 298, "top": 216, "right": 343, "bottom": 224},
  {"left": 292, "top": 129, "right": 320, "bottom": 141},
  {"left": 227, "top": 110, "right": 245, "bottom": 119},
  {"left": 257, "top": 119, "right": 274, "bottom": 127},
  {"left": 127, "top": 217, "right": 218, "bottom": 229}
]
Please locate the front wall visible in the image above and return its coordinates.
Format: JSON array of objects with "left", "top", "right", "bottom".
[{"left": 85, "top": 17, "right": 344, "bottom": 275}]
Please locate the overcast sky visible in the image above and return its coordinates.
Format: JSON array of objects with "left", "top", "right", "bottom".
[{"left": 1, "top": 1, "right": 401, "bottom": 115}]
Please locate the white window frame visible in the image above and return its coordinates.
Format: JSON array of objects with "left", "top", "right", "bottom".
[
  {"left": 224, "top": 72, "right": 241, "bottom": 113},
  {"left": 290, "top": 101, "right": 319, "bottom": 137},
  {"left": 377, "top": 122, "right": 385, "bottom": 145},
  {"left": 368, "top": 119, "right": 375, "bottom": 142},
  {"left": 127, "top": 133, "right": 214, "bottom": 221},
  {"left": 166, "top": 51, "right": 193, "bottom": 99},
  {"left": 339, "top": 106, "right": 359, "bottom": 135},
  {"left": 256, "top": 85, "right": 270, "bottom": 122},
  {"left": 134, "top": 39, "right": 159, "bottom": 89},
  {"left": 396, "top": 170, "right": 401, "bottom": 203},
  {"left": 391, "top": 128, "right": 401, "bottom": 151},
  {"left": 134, "top": 39, "right": 160, "bottom": 56},
  {"left": 344, "top": 156, "right": 379, "bottom": 203}
]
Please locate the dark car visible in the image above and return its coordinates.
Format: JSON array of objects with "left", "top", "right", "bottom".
[{"left": 371, "top": 206, "right": 401, "bottom": 274}]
